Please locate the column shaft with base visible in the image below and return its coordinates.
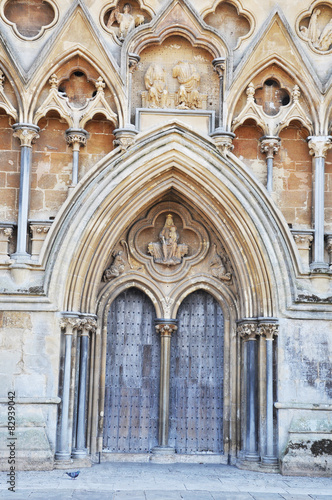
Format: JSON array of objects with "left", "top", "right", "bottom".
[
  {"left": 238, "top": 321, "right": 259, "bottom": 462},
  {"left": 155, "top": 320, "right": 177, "bottom": 450},
  {"left": 307, "top": 136, "right": 332, "bottom": 269},
  {"left": 212, "top": 58, "right": 225, "bottom": 129},
  {"left": 72, "top": 317, "right": 97, "bottom": 459},
  {"left": 260, "top": 137, "right": 280, "bottom": 193},
  {"left": 55, "top": 317, "right": 80, "bottom": 461},
  {"left": 12, "top": 124, "right": 40, "bottom": 259},
  {"left": 259, "top": 320, "right": 279, "bottom": 466}
]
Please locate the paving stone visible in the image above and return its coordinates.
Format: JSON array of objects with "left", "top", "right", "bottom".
[
  {"left": 280, "top": 495, "right": 312, "bottom": 499},
  {"left": 211, "top": 494, "right": 254, "bottom": 500},
  {"left": 113, "top": 491, "right": 146, "bottom": 500},
  {"left": 180, "top": 491, "right": 214, "bottom": 499},
  {"left": 250, "top": 494, "right": 284, "bottom": 499},
  {"left": 73, "top": 491, "right": 113, "bottom": 500},
  {"left": 28, "top": 492, "right": 74, "bottom": 500},
  {"left": 145, "top": 491, "right": 182, "bottom": 500}
]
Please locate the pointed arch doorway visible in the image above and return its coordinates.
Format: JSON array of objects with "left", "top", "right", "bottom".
[{"left": 102, "top": 287, "right": 225, "bottom": 460}]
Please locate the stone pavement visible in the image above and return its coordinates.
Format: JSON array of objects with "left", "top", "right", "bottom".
[{"left": 0, "top": 462, "right": 331, "bottom": 500}]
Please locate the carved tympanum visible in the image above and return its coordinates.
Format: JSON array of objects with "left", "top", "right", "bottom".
[
  {"left": 148, "top": 214, "right": 188, "bottom": 266},
  {"left": 298, "top": 4, "right": 332, "bottom": 53}
]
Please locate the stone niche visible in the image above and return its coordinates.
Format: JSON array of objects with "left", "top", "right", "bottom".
[{"left": 132, "top": 35, "right": 219, "bottom": 126}]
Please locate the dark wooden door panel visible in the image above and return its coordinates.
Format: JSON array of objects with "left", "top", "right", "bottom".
[
  {"left": 103, "top": 288, "right": 159, "bottom": 452},
  {"left": 169, "top": 290, "right": 224, "bottom": 453}
]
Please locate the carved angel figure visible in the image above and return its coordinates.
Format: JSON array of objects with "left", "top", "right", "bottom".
[
  {"left": 144, "top": 64, "right": 169, "bottom": 108},
  {"left": 210, "top": 245, "right": 231, "bottom": 281},
  {"left": 172, "top": 61, "right": 201, "bottom": 109},
  {"left": 300, "top": 9, "right": 332, "bottom": 52},
  {"left": 148, "top": 214, "right": 188, "bottom": 266},
  {"left": 107, "top": 3, "right": 144, "bottom": 40},
  {"left": 318, "top": 18, "right": 332, "bottom": 51},
  {"left": 103, "top": 251, "right": 125, "bottom": 281}
]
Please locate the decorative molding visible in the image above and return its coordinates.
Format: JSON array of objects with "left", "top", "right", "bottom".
[
  {"left": 260, "top": 137, "right": 280, "bottom": 159},
  {"left": 29, "top": 222, "right": 52, "bottom": 260},
  {"left": 257, "top": 322, "right": 279, "bottom": 340},
  {"left": 0, "top": 224, "right": 14, "bottom": 260},
  {"left": 113, "top": 127, "right": 137, "bottom": 151},
  {"left": 65, "top": 129, "right": 89, "bottom": 151},
  {"left": 233, "top": 82, "right": 312, "bottom": 136},
  {"left": 0, "top": 70, "right": 17, "bottom": 121},
  {"left": 34, "top": 74, "right": 117, "bottom": 130},
  {"left": 210, "top": 130, "right": 235, "bottom": 156}
]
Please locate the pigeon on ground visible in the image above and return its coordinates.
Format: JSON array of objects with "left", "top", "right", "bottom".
[{"left": 65, "top": 470, "right": 80, "bottom": 480}]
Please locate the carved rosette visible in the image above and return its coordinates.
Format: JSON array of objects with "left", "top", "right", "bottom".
[
  {"left": 237, "top": 322, "right": 258, "bottom": 340},
  {"left": 258, "top": 322, "right": 279, "bottom": 340},
  {"left": 155, "top": 323, "right": 178, "bottom": 337},
  {"left": 307, "top": 136, "right": 332, "bottom": 158},
  {"left": 260, "top": 137, "right": 281, "bottom": 159},
  {"left": 13, "top": 125, "right": 40, "bottom": 147}
]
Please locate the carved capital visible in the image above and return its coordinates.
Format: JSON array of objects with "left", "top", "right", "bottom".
[
  {"left": 0, "top": 225, "right": 14, "bottom": 259},
  {"left": 307, "top": 136, "right": 332, "bottom": 158},
  {"left": 0, "top": 226, "right": 13, "bottom": 240},
  {"left": 65, "top": 129, "right": 88, "bottom": 151},
  {"left": 60, "top": 316, "right": 81, "bottom": 334},
  {"left": 258, "top": 322, "right": 279, "bottom": 340},
  {"left": 30, "top": 224, "right": 51, "bottom": 238},
  {"left": 13, "top": 124, "right": 40, "bottom": 147},
  {"left": 260, "top": 137, "right": 280, "bottom": 159},
  {"left": 210, "top": 130, "right": 235, "bottom": 157},
  {"left": 155, "top": 323, "right": 178, "bottom": 337},
  {"left": 113, "top": 127, "right": 137, "bottom": 152},
  {"left": 128, "top": 53, "right": 140, "bottom": 73},
  {"left": 326, "top": 235, "right": 332, "bottom": 254},
  {"left": 237, "top": 321, "right": 258, "bottom": 340},
  {"left": 80, "top": 317, "right": 97, "bottom": 336},
  {"left": 293, "top": 233, "right": 313, "bottom": 251},
  {"left": 212, "top": 57, "right": 225, "bottom": 78}
]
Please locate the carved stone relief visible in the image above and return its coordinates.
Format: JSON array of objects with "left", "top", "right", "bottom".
[
  {"left": 148, "top": 214, "right": 188, "bottom": 266},
  {"left": 101, "top": 1, "right": 150, "bottom": 43},
  {"left": 1, "top": 0, "right": 58, "bottom": 41},
  {"left": 297, "top": 3, "right": 332, "bottom": 53},
  {"left": 141, "top": 61, "right": 206, "bottom": 110},
  {"left": 209, "top": 243, "right": 232, "bottom": 281},
  {"left": 203, "top": 0, "right": 253, "bottom": 50}
]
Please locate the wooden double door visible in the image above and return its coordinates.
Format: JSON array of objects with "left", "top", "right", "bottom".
[{"left": 103, "top": 287, "right": 224, "bottom": 454}]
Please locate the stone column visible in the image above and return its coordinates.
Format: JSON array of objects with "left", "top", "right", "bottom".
[
  {"left": 72, "top": 317, "right": 97, "bottom": 459},
  {"left": 258, "top": 320, "right": 279, "bottom": 467},
  {"left": 0, "top": 225, "right": 14, "bottom": 260},
  {"left": 326, "top": 235, "right": 332, "bottom": 270},
  {"left": 307, "top": 136, "right": 332, "bottom": 269},
  {"left": 65, "top": 129, "right": 89, "bottom": 186},
  {"left": 55, "top": 316, "right": 80, "bottom": 461},
  {"left": 212, "top": 57, "right": 225, "bottom": 130},
  {"left": 260, "top": 136, "right": 280, "bottom": 192},
  {"left": 12, "top": 123, "right": 40, "bottom": 260},
  {"left": 238, "top": 320, "right": 259, "bottom": 462},
  {"left": 154, "top": 320, "right": 178, "bottom": 451},
  {"left": 29, "top": 221, "right": 52, "bottom": 259}
]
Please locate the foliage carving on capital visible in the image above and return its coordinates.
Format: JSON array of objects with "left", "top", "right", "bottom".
[
  {"left": 293, "top": 233, "right": 313, "bottom": 250},
  {"left": 260, "top": 138, "right": 280, "bottom": 159},
  {"left": 13, "top": 127, "right": 39, "bottom": 147},
  {"left": 80, "top": 317, "right": 97, "bottom": 335},
  {"left": 0, "top": 227, "right": 13, "bottom": 240},
  {"left": 60, "top": 316, "right": 81, "bottom": 333},
  {"left": 307, "top": 137, "right": 332, "bottom": 158},
  {"left": 155, "top": 323, "right": 178, "bottom": 336},
  {"left": 258, "top": 322, "right": 279, "bottom": 340},
  {"left": 237, "top": 322, "right": 257, "bottom": 340}
]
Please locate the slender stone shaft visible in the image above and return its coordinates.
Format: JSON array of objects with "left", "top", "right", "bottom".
[
  {"left": 260, "top": 137, "right": 280, "bottom": 193},
  {"left": 307, "top": 136, "right": 332, "bottom": 268},
  {"left": 55, "top": 318, "right": 78, "bottom": 461},
  {"left": 74, "top": 332, "right": 89, "bottom": 456},
  {"left": 212, "top": 58, "right": 225, "bottom": 129},
  {"left": 12, "top": 124, "right": 40, "bottom": 258},
  {"left": 155, "top": 320, "right": 178, "bottom": 448},
  {"left": 65, "top": 129, "right": 88, "bottom": 186}
]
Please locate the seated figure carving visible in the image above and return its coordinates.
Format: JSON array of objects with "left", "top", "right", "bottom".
[
  {"left": 148, "top": 214, "right": 188, "bottom": 266},
  {"left": 172, "top": 61, "right": 201, "bottom": 109},
  {"left": 144, "top": 64, "right": 169, "bottom": 108}
]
